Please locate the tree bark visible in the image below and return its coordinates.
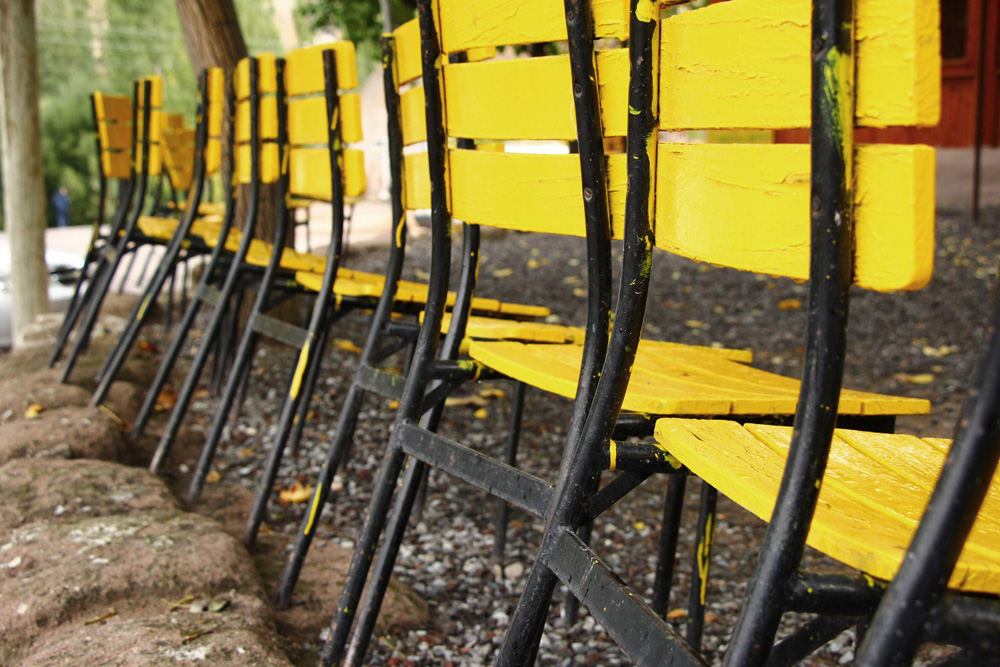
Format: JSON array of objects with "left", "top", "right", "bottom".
[
  {"left": 174, "top": 0, "right": 279, "bottom": 247},
  {"left": 175, "top": 0, "right": 288, "bottom": 323},
  {"left": 0, "top": 0, "right": 51, "bottom": 347}
]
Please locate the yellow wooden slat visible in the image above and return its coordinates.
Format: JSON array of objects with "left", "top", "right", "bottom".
[
  {"left": 470, "top": 340, "right": 927, "bottom": 416},
  {"left": 658, "top": 0, "right": 940, "bottom": 130},
  {"left": 96, "top": 93, "right": 132, "bottom": 123},
  {"left": 399, "top": 86, "right": 426, "bottom": 146},
  {"left": 340, "top": 93, "right": 363, "bottom": 143},
  {"left": 101, "top": 151, "right": 132, "bottom": 180},
  {"left": 287, "top": 93, "right": 362, "bottom": 146},
  {"left": 392, "top": 18, "right": 423, "bottom": 86},
  {"left": 206, "top": 67, "right": 225, "bottom": 176},
  {"left": 403, "top": 151, "right": 432, "bottom": 210},
  {"left": 443, "top": 49, "right": 627, "bottom": 141},
  {"left": 654, "top": 420, "right": 1000, "bottom": 593},
  {"left": 288, "top": 147, "right": 367, "bottom": 199},
  {"left": 654, "top": 143, "right": 935, "bottom": 292},
  {"left": 285, "top": 42, "right": 359, "bottom": 96},
  {"left": 448, "top": 148, "right": 628, "bottom": 237},
  {"left": 101, "top": 122, "right": 133, "bottom": 152},
  {"left": 437, "top": 0, "right": 627, "bottom": 53}
]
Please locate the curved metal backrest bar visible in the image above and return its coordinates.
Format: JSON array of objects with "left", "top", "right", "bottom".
[
  {"left": 722, "top": 1, "right": 856, "bottom": 664},
  {"left": 856, "top": 289, "right": 1000, "bottom": 662}
]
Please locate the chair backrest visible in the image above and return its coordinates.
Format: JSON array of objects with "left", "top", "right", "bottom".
[
  {"left": 92, "top": 92, "right": 133, "bottom": 181},
  {"left": 283, "top": 42, "right": 366, "bottom": 201},
  {"left": 134, "top": 75, "right": 164, "bottom": 178},
  {"left": 650, "top": 0, "right": 939, "bottom": 292},
  {"left": 162, "top": 114, "right": 196, "bottom": 191},
  {"left": 423, "top": 0, "right": 630, "bottom": 237},
  {"left": 234, "top": 54, "right": 280, "bottom": 187},
  {"left": 388, "top": 18, "right": 497, "bottom": 215},
  {"left": 204, "top": 67, "right": 225, "bottom": 176}
]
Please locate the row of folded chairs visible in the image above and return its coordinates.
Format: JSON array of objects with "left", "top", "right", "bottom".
[{"left": 48, "top": 0, "right": 1000, "bottom": 664}]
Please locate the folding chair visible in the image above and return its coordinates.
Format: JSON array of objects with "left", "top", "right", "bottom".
[
  {"left": 87, "top": 69, "right": 226, "bottom": 409},
  {"left": 54, "top": 76, "right": 169, "bottom": 382},
  {"left": 180, "top": 39, "right": 559, "bottom": 519},
  {"left": 259, "top": 23, "right": 611, "bottom": 607},
  {"left": 315, "top": 0, "right": 939, "bottom": 664},
  {"left": 50, "top": 91, "right": 136, "bottom": 366},
  {"left": 487, "top": 0, "right": 950, "bottom": 665}
]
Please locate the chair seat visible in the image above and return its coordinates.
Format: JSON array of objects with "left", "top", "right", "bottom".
[
  {"left": 294, "top": 270, "right": 551, "bottom": 320},
  {"left": 653, "top": 420, "right": 1000, "bottom": 594},
  {"left": 164, "top": 201, "right": 227, "bottom": 216},
  {"left": 468, "top": 340, "right": 928, "bottom": 416},
  {"left": 137, "top": 216, "right": 224, "bottom": 242}
]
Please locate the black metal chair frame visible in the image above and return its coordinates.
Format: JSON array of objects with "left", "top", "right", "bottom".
[
  {"left": 492, "top": 1, "right": 1000, "bottom": 666},
  {"left": 128, "top": 58, "right": 269, "bottom": 460},
  {"left": 87, "top": 72, "right": 218, "bottom": 410},
  {"left": 51, "top": 93, "right": 134, "bottom": 365},
  {"left": 49, "top": 81, "right": 154, "bottom": 372},
  {"left": 260, "top": 38, "right": 535, "bottom": 610}
]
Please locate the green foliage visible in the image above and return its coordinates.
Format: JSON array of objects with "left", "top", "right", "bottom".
[
  {"left": 6, "top": 0, "right": 286, "bottom": 231},
  {"left": 298, "top": 0, "right": 415, "bottom": 52}
]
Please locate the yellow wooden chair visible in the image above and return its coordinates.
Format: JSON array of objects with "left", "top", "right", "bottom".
[{"left": 317, "top": 0, "right": 939, "bottom": 664}]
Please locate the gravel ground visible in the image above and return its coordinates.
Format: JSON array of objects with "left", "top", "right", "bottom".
[{"left": 174, "top": 207, "right": 1000, "bottom": 666}]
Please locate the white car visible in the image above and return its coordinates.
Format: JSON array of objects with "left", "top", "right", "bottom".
[{"left": 0, "top": 233, "right": 86, "bottom": 349}]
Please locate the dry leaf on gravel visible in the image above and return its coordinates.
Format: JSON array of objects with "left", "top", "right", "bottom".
[
  {"left": 777, "top": 299, "right": 802, "bottom": 310},
  {"left": 155, "top": 390, "right": 178, "bottom": 411},
  {"left": 24, "top": 404, "right": 44, "bottom": 419},
  {"left": 279, "top": 482, "right": 314, "bottom": 504},
  {"left": 334, "top": 338, "right": 363, "bottom": 354},
  {"left": 894, "top": 373, "right": 935, "bottom": 385}
]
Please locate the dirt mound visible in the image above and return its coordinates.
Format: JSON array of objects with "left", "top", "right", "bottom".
[
  {"left": 18, "top": 593, "right": 292, "bottom": 667},
  {"left": 0, "top": 406, "right": 125, "bottom": 465},
  {"left": 0, "top": 458, "right": 178, "bottom": 538},
  {"left": 0, "top": 510, "right": 264, "bottom": 663}
]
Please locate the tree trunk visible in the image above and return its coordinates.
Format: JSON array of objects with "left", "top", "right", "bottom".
[
  {"left": 175, "top": 0, "right": 289, "bottom": 323},
  {"left": 175, "top": 0, "right": 279, "bottom": 247},
  {"left": 0, "top": 0, "right": 51, "bottom": 347}
]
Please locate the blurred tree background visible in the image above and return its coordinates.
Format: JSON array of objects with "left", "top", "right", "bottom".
[{"left": 0, "top": 0, "right": 286, "bottom": 230}]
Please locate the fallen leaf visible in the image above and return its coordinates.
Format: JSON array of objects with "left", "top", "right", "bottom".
[
  {"left": 633, "top": 521, "right": 646, "bottom": 531},
  {"left": 238, "top": 448, "right": 255, "bottom": 458},
  {"left": 205, "top": 470, "right": 222, "bottom": 484},
  {"left": 666, "top": 608, "right": 688, "bottom": 619},
  {"left": 922, "top": 345, "right": 957, "bottom": 358},
  {"left": 388, "top": 400, "right": 400, "bottom": 409},
  {"left": 474, "top": 408, "right": 489, "bottom": 420},
  {"left": 477, "top": 388, "right": 506, "bottom": 399},
  {"left": 527, "top": 258, "right": 540, "bottom": 270},
  {"left": 894, "top": 373, "right": 935, "bottom": 385},
  {"left": 685, "top": 320, "right": 704, "bottom": 329},
  {"left": 572, "top": 287, "right": 587, "bottom": 298},
  {"left": 777, "top": 299, "right": 802, "bottom": 310},
  {"left": 24, "top": 404, "right": 44, "bottom": 419},
  {"left": 207, "top": 598, "right": 230, "bottom": 612},
  {"left": 445, "top": 395, "right": 488, "bottom": 408},
  {"left": 137, "top": 340, "right": 160, "bottom": 353},
  {"left": 562, "top": 276, "right": 583, "bottom": 286},
  {"left": 491, "top": 268, "right": 513, "bottom": 278},
  {"left": 334, "top": 339, "right": 363, "bottom": 354},
  {"left": 155, "top": 390, "right": 178, "bottom": 411},
  {"left": 193, "top": 388, "right": 211, "bottom": 399},
  {"left": 279, "top": 482, "right": 313, "bottom": 505}
]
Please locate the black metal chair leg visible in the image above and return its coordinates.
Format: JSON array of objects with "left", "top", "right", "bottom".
[
  {"left": 167, "top": 265, "right": 176, "bottom": 328},
  {"left": 130, "top": 277, "right": 214, "bottom": 440},
  {"left": 319, "top": 442, "right": 410, "bottom": 666},
  {"left": 147, "top": 268, "right": 249, "bottom": 473},
  {"left": 652, "top": 474, "right": 687, "bottom": 617},
  {"left": 686, "top": 483, "right": 717, "bottom": 654},
  {"left": 286, "top": 320, "right": 334, "bottom": 458},
  {"left": 492, "top": 380, "right": 527, "bottom": 567},
  {"left": 186, "top": 324, "right": 263, "bottom": 504},
  {"left": 344, "top": 455, "right": 428, "bottom": 667}
]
